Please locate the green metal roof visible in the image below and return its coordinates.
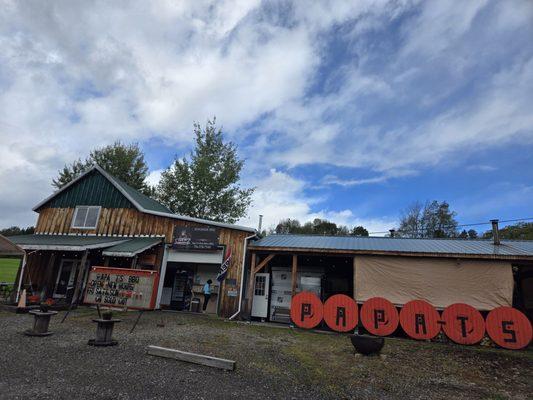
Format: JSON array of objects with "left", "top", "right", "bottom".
[
  {"left": 102, "top": 237, "right": 163, "bottom": 257},
  {"left": 103, "top": 171, "right": 171, "bottom": 213},
  {"left": 9, "top": 234, "right": 128, "bottom": 251},
  {"left": 35, "top": 168, "right": 134, "bottom": 210}
]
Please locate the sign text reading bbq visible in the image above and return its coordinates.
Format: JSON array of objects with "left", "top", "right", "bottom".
[
  {"left": 84, "top": 267, "right": 159, "bottom": 310},
  {"left": 290, "top": 292, "right": 532, "bottom": 350},
  {"left": 172, "top": 226, "right": 218, "bottom": 250}
]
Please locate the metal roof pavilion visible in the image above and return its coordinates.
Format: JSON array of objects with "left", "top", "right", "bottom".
[{"left": 249, "top": 234, "right": 533, "bottom": 260}]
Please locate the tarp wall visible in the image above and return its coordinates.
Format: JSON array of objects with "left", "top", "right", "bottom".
[{"left": 354, "top": 256, "right": 513, "bottom": 310}]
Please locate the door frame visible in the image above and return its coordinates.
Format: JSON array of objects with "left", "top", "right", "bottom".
[
  {"left": 251, "top": 272, "right": 270, "bottom": 318},
  {"left": 53, "top": 258, "right": 78, "bottom": 299}
]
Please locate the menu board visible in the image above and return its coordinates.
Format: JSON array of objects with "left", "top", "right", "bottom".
[{"left": 84, "top": 267, "right": 159, "bottom": 310}]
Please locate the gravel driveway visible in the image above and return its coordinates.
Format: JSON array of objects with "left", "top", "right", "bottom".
[{"left": 0, "top": 308, "right": 531, "bottom": 399}]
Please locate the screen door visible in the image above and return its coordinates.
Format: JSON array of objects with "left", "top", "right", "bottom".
[{"left": 251, "top": 273, "right": 270, "bottom": 318}]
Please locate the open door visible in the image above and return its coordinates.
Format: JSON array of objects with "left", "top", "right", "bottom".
[{"left": 251, "top": 273, "right": 270, "bottom": 318}]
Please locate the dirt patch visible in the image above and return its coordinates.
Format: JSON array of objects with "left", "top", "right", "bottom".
[{"left": 0, "top": 309, "right": 531, "bottom": 399}]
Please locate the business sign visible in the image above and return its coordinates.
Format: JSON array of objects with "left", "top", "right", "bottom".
[
  {"left": 290, "top": 292, "right": 533, "bottom": 350},
  {"left": 172, "top": 226, "right": 218, "bottom": 250},
  {"left": 84, "top": 267, "right": 159, "bottom": 310}
]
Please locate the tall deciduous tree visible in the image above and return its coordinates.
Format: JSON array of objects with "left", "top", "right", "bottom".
[
  {"left": 156, "top": 119, "right": 254, "bottom": 223},
  {"left": 482, "top": 222, "right": 533, "bottom": 240},
  {"left": 398, "top": 200, "right": 458, "bottom": 238},
  {"left": 53, "top": 141, "right": 150, "bottom": 193}
]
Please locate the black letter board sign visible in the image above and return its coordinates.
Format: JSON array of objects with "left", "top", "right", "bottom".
[{"left": 172, "top": 226, "right": 218, "bottom": 250}]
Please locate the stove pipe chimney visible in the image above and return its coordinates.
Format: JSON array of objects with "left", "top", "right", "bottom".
[
  {"left": 258, "top": 214, "right": 263, "bottom": 233},
  {"left": 491, "top": 219, "right": 500, "bottom": 245},
  {"left": 389, "top": 229, "right": 395, "bottom": 238}
]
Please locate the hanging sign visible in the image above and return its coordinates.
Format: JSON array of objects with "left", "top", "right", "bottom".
[
  {"left": 172, "top": 226, "right": 218, "bottom": 250},
  {"left": 84, "top": 267, "right": 159, "bottom": 310}
]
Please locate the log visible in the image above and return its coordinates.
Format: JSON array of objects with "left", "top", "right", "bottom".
[{"left": 147, "top": 345, "right": 235, "bottom": 371}]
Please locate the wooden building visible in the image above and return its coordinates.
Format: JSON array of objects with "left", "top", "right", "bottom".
[{"left": 10, "top": 165, "right": 256, "bottom": 317}]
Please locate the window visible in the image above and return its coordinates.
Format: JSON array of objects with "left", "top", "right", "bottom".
[{"left": 71, "top": 206, "right": 101, "bottom": 229}]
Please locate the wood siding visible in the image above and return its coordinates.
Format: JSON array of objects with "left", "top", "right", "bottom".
[{"left": 34, "top": 207, "right": 251, "bottom": 317}]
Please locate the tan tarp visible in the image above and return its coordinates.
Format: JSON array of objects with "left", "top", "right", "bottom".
[{"left": 354, "top": 256, "right": 513, "bottom": 311}]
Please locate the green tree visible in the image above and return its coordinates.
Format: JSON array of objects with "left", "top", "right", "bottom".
[
  {"left": 398, "top": 200, "right": 458, "bottom": 238},
  {"left": 482, "top": 222, "right": 533, "bottom": 240},
  {"left": 351, "top": 226, "right": 369, "bottom": 236},
  {"left": 272, "top": 218, "right": 363, "bottom": 236},
  {"left": 0, "top": 226, "right": 35, "bottom": 236},
  {"left": 53, "top": 141, "right": 151, "bottom": 194},
  {"left": 156, "top": 119, "right": 254, "bottom": 223}
]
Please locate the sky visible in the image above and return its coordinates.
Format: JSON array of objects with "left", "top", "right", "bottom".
[{"left": 0, "top": 0, "right": 532, "bottom": 235}]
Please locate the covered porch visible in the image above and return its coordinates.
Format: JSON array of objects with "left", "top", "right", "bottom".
[{"left": 8, "top": 234, "right": 164, "bottom": 308}]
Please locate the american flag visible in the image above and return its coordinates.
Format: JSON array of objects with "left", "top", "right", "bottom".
[{"left": 216, "top": 247, "right": 232, "bottom": 282}]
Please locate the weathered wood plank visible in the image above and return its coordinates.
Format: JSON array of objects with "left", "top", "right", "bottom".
[{"left": 147, "top": 345, "right": 235, "bottom": 371}]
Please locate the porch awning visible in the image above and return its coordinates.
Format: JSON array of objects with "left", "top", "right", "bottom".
[
  {"left": 0, "top": 234, "right": 24, "bottom": 256},
  {"left": 102, "top": 237, "right": 163, "bottom": 257},
  {"left": 8, "top": 234, "right": 128, "bottom": 251}
]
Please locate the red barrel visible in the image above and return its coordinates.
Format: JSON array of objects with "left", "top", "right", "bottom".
[
  {"left": 360, "top": 297, "right": 399, "bottom": 336},
  {"left": 399, "top": 300, "right": 441, "bottom": 340},
  {"left": 323, "top": 294, "right": 358, "bottom": 332},
  {"left": 441, "top": 303, "right": 485, "bottom": 345},
  {"left": 290, "top": 291, "right": 323, "bottom": 329},
  {"left": 486, "top": 306, "right": 532, "bottom": 350}
]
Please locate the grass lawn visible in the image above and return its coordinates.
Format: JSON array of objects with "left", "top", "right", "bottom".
[{"left": 0, "top": 258, "right": 20, "bottom": 283}]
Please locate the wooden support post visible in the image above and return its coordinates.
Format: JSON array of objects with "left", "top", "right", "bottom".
[
  {"left": 246, "top": 252, "right": 257, "bottom": 313},
  {"left": 353, "top": 256, "right": 357, "bottom": 301},
  {"left": 103, "top": 257, "right": 110, "bottom": 267},
  {"left": 70, "top": 250, "right": 89, "bottom": 305},
  {"left": 291, "top": 254, "right": 298, "bottom": 296},
  {"left": 131, "top": 256, "right": 138, "bottom": 269}
]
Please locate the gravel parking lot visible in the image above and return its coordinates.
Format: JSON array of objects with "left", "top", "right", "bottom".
[{"left": 0, "top": 308, "right": 531, "bottom": 399}]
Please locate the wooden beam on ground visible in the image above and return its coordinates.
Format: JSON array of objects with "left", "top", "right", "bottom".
[
  {"left": 291, "top": 254, "right": 298, "bottom": 296},
  {"left": 147, "top": 345, "right": 236, "bottom": 371}
]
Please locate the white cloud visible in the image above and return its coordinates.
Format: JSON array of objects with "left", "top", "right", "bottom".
[
  {"left": 0, "top": 0, "right": 532, "bottom": 228},
  {"left": 145, "top": 169, "right": 164, "bottom": 187},
  {"left": 239, "top": 169, "right": 395, "bottom": 235}
]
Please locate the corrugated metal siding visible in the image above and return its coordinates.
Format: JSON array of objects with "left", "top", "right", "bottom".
[
  {"left": 250, "top": 235, "right": 533, "bottom": 257},
  {"left": 37, "top": 170, "right": 133, "bottom": 210}
]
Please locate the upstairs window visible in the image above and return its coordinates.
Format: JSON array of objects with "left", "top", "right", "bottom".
[{"left": 72, "top": 206, "right": 101, "bottom": 229}]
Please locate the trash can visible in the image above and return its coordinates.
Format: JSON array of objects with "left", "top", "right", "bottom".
[{"left": 191, "top": 298, "right": 201, "bottom": 313}]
